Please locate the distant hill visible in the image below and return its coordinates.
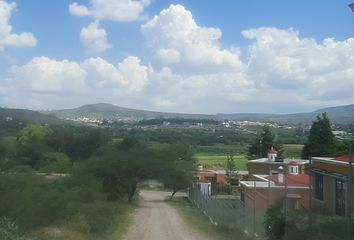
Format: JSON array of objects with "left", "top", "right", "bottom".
[
  {"left": 217, "top": 104, "right": 354, "bottom": 124},
  {"left": 0, "top": 108, "right": 63, "bottom": 124},
  {"left": 43, "top": 103, "right": 216, "bottom": 121}
]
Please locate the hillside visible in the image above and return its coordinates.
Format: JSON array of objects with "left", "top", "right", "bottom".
[
  {"left": 0, "top": 108, "right": 63, "bottom": 124},
  {"left": 0, "top": 108, "right": 65, "bottom": 136},
  {"left": 217, "top": 104, "right": 354, "bottom": 124},
  {"left": 43, "top": 103, "right": 216, "bottom": 121},
  {"left": 42, "top": 103, "right": 354, "bottom": 124}
]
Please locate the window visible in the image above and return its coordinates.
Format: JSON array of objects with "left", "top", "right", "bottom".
[
  {"left": 314, "top": 173, "right": 324, "bottom": 200},
  {"left": 335, "top": 179, "right": 346, "bottom": 216}
]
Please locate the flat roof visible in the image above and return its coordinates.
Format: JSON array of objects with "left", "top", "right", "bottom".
[{"left": 249, "top": 158, "right": 309, "bottom": 165}]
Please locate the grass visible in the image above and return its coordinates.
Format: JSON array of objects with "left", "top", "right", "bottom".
[
  {"left": 168, "top": 197, "right": 250, "bottom": 240},
  {"left": 196, "top": 153, "right": 248, "bottom": 170},
  {"left": 31, "top": 200, "right": 136, "bottom": 240},
  {"left": 282, "top": 144, "right": 304, "bottom": 159}
]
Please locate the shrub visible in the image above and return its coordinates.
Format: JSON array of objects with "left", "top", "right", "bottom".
[
  {"left": 0, "top": 217, "right": 36, "bottom": 240},
  {"left": 264, "top": 204, "right": 285, "bottom": 240}
]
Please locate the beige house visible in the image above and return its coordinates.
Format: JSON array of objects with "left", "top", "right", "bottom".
[{"left": 311, "top": 155, "right": 354, "bottom": 217}]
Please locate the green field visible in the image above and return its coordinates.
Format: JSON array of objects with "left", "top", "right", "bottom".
[
  {"left": 196, "top": 153, "right": 248, "bottom": 170},
  {"left": 282, "top": 144, "right": 304, "bottom": 159}
]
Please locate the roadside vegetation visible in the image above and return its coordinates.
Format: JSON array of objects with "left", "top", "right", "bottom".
[
  {"left": 0, "top": 124, "right": 196, "bottom": 239},
  {"left": 169, "top": 197, "right": 251, "bottom": 240}
]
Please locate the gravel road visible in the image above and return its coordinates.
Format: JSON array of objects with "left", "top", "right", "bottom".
[{"left": 123, "top": 190, "right": 210, "bottom": 240}]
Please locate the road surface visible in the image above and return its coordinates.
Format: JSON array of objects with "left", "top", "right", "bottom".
[{"left": 123, "top": 190, "right": 209, "bottom": 240}]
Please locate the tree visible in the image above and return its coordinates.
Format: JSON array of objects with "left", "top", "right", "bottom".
[
  {"left": 16, "top": 124, "right": 53, "bottom": 167},
  {"left": 248, "top": 126, "right": 283, "bottom": 159},
  {"left": 159, "top": 143, "right": 196, "bottom": 200},
  {"left": 226, "top": 152, "right": 236, "bottom": 173},
  {"left": 86, "top": 138, "right": 155, "bottom": 203},
  {"left": 264, "top": 204, "right": 285, "bottom": 240},
  {"left": 302, "top": 113, "right": 335, "bottom": 159}
]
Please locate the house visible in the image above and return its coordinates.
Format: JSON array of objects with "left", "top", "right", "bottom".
[
  {"left": 240, "top": 162, "right": 310, "bottom": 218},
  {"left": 311, "top": 155, "right": 354, "bottom": 217},
  {"left": 247, "top": 148, "right": 309, "bottom": 178},
  {"left": 194, "top": 167, "right": 248, "bottom": 194}
]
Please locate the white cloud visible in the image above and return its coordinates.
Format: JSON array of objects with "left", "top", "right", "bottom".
[
  {"left": 80, "top": 21, "right": 112, "bottom": 55},
  {"left": 242, "top": 27, "right": 354, "bottom": 108},
  {"left": 69, "top": 0, "right": 150, "bottom": 22},
  {"left": 1, "top": 56, "right": 150, "bottom": 109},
  {"left": 0, "top": 0, "right": 37, "bottom": 50},
  {"left": 81, "top": 56, "right": 148, "bottom": 94},
  {"left": 9, "top": 57, "right": 88, "bottom": 93},
  {"left": 156, "top": 48, "right": 180, "bottom": 64},
  {"left": 141, "top": 4, "right": 244, "bottom": 73}
]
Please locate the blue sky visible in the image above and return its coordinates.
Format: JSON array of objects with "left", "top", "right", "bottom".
[{"left": 0, "top": 0, "right": 353, "bottom": 114}]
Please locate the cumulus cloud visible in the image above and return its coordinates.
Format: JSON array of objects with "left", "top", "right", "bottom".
[
  {"left": 1, "top": 56, "right": 150, "bottom": 109},
  {"left": 69, "top": 0, "right": 150, "bottom": 22},
  {"left": 0, "top": 0, "right": 37, "bottom": 50},
  {"left": 81, "top": 56, "right": 148, "bottom": 94},
  {"left": 243, "top": 27, "right": 354, "bottom": 107},
  {"left": 8, "top": 57, "right": 88, "bottom": 93},
  {"left": 141, "top": 4, "right": 244, "bottom": 73},
  {"left": 80, "top": 21, "right": 112, "bottom": 55}
]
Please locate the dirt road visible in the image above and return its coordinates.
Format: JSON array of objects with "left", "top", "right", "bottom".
[{"left": 123, "top": 190, "right": 210, "bottom": 240}]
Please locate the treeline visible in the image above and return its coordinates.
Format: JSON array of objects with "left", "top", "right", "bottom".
[
  {"left": 113, "top": 128, "right": 253, "bottom": 146},
  {"left": 0, "top": 124, "right": 196, "bottom": 239}
]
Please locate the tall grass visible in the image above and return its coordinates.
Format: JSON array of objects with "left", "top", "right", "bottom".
[{"left": 0, "top": 173, "right": 135, "bottom": 240}]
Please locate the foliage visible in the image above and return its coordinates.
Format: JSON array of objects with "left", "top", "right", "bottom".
[
  {"left": 169, "top": 197, "right": 251, "bottom": 240},
  {"left": 226, "top": 152, "right": 236, "bottom": 172},
  {"left": 16, "top": 124, "right": 53, "bottom": 167},
  {"left": 248, "top": 126, "right": 283, "bottom": 159},
  {"left": 264, "top": 204, "right": 285, "bottom": 240},
  {"left": 302, "top": 113, "right": 335, "bottom": 159},
  {"left": 47, "top": 126, "right": 109, "bottom": 162},
  {"left": 158, "top": 143, "right": 196, "bottom": 200},
  {"left": 0, "top": 217, "right": 36, "bottom": 240},
  {"left": 0, "top": 172, "right": 128, "bottom": 235},
  {"left": 85, "top": 138, "right": 157, "bottom": 202},
  {"left": 35, "top": 152, "right": 72, "bottom": 173}
]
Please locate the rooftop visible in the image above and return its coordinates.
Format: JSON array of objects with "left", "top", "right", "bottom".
[
  {"left": 240, "top": 173, "right": 309, "bottom": 188},
  {"left": 249, "top": 158, "right": 309, "bottom": 165},
  {"left": 312, "top": 156, "right": 354, "bottom": 166}
]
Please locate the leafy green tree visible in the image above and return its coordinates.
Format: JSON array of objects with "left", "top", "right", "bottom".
[
  {"left": 47, "top": 127, "right": 109, "bottom": 164},
  {"left": 159, "top": 143, "right": 196, "bottom": 200},
  {"left": 302, "top": 113, "right": 335, "bottom": 159},
  {"left": 248, "top": 126, "right": 283, "bottom": 159},
  {"left": 16, "top": 124, "right": 53, "bottom": 167},
  {"left": 87, "top": 138, "right": 156, "bottom": 203}
]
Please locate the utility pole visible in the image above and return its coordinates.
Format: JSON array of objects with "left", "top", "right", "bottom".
[
  {"left": 259, "top": 139, "right": 262, "bottom": 158},
  {"left": 347, "top": 142, "right": 353, "bottom": 240}
]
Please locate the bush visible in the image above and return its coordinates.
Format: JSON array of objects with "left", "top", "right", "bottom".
[
  {"left": 264, "top": 204, "right": 285, "bottom": 240},
  {"left": 35, "top": 152, "right": 72, "bottom": 173},
  {"left": 0, "top": 217, "right": 36, "bottom": 240}
]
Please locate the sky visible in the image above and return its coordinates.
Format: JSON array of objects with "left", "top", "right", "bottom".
[{"left": 0, "top": 0, "right": 354, "bottom": 114}]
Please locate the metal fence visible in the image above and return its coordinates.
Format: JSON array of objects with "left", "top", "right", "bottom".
[{"left": 188, "top": 184, "right": 262, "bottom": 236}]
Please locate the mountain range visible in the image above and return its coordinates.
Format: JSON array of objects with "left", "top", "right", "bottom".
[
  {"left": 217, "top": 104, "right": 354, "bottom": 124},
  {"left": 1, "top": 103, "right": 354, "bottom": 124}
]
